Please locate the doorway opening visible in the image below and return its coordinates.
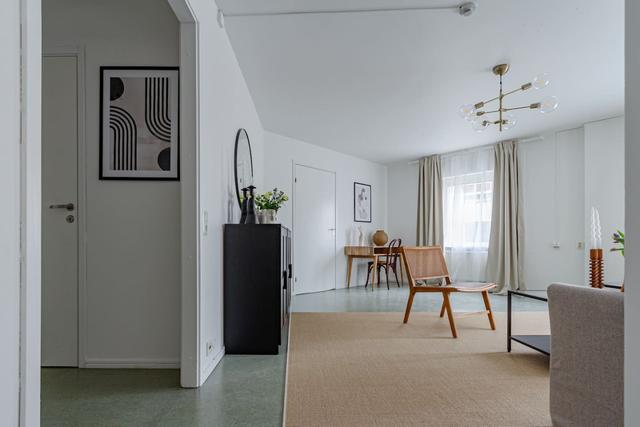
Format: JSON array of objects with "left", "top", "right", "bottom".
[
  {"left": 40, "top": 0, "right": 195, "bottom": 421},
  {"left": 41, "top": 0, "right": 183, "bottom": 371}
]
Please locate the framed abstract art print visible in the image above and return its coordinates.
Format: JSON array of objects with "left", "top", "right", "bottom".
[
  {"left": 100, "top": 67, "right": 179, "bottom": 180},
  {"left": 354, "top": 182, "right": 371, "bottom": 222}
]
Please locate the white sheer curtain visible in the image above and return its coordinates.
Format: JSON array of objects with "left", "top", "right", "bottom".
[{"left": 442, "top": 148, "right": 494, "bottom": 282}]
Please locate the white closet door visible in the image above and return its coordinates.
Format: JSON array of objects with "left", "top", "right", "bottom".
[
  {"left": 294, "top": 165, "right": 336, "bottom": 294},
  {"left": 42, "top": 55, "right": 79, "bottom": 367}
]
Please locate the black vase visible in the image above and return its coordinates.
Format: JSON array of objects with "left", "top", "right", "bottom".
[
  {"left": 239, "top": 187, "right": 249, "bottom": 224},
  {"left": 244, "top": 185, "right": 258, "bottom": 224}
]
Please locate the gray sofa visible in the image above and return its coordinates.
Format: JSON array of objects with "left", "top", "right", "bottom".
[{"left": 548, "top": 283, "right": 624, "bottom": 427}]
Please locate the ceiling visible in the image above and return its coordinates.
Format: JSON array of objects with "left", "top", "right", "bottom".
[{"left": 217, "top": 0, "right": 624, "bottom": 164}]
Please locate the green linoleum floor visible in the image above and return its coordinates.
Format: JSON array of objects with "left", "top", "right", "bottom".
[
  {"left": 42, "top": 354, "right": 286, "bottom": 427},
  {"left": 42, "top": 286, "right": 547, "bottom": 426}
]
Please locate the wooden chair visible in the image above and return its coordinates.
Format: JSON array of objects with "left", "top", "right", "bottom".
[
  {"left": 401, "top": 246, "right": 496, "bottom": 338},
  {"left": 365, "top": 239, "right": 402, "bottom": 289}
]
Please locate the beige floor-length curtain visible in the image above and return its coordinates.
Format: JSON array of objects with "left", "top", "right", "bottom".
[
  {"left": 486, "top": 141, "right": 524, "bottom": 293},
  {"left": 417, "top": 155, "right": 443, "bottom": 246}
]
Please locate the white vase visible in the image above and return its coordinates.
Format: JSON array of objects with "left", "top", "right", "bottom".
[{"left": 261, "top": 209, "right": 277, "bottom": 224}]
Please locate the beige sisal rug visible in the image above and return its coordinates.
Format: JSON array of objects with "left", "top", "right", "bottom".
[{"left": 284, "top": 312, "right": 551, "bottom": 427}]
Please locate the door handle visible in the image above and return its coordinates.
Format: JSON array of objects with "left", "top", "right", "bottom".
[
  {"left": 49, "top": 203, "right": 75, "bottom": 211},
  {"left": 328, "top": 228, "right": 336, "bottom": 231}
]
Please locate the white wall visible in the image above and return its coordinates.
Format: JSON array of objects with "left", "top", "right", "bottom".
[
  {"left": 625, "top": 0, "right": 640, "bottom": 421},
  {"left": 0, "top": 0, "right": 23, "bottom": 423},
  {"left": 264, "top": 132, "right": 387, "bottom": 288},
  {"left": 521, "top": 118, "right": 624, "bottom": 289},
  {"left": 178, "top": 0, "right": 265, "bottom": 385},
  {"left": 386, "top": 117, "right": 624, "bottom": 290},
  {"left": 43, "top": 0, "right": 181, "bottom": 367},
  {"left": 520, "top": 129, "right": 585, "bottom": 289},
  {"left": 387, "top": 162, "right": 419, "bottom": 246},
  {"left": 585, "top": 116, "right": 625, "bottom": 283}
]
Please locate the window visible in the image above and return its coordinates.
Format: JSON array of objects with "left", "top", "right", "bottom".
[
  {"left": 441, "top": 148, "right": 494, "bottom": 281},
  {"left": 443, "top": 173, "right": 493, "bottom": 250}
]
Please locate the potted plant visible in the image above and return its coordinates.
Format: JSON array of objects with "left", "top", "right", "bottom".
[
  {"left": 611, "top": 230, "right": 625, "bottom": 292},
  {"left": 254, "top": 188, "right": 288, "bottom": 224},
  {"left": 611, "top": 230, "right": 625, "bottom": 256}
]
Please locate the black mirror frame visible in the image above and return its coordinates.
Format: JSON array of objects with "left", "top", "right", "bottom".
[{"left": 233, "top": 128, "right": 254, "bottom": 209}]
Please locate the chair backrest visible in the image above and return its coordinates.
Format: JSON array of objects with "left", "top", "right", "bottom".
[
  {"left": 384, "top": 238, "right": 402, "bottom": 263},
  {"left": 401, "top": 246, "right": 451, "bottom": 288}
]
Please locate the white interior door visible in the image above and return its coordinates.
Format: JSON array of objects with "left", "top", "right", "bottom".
[
  {"left": 294, "top": 165, "right": 336, "bottom": 294},
  {"left": 42, "top": 55, "right": 79, "bottom": 367}
]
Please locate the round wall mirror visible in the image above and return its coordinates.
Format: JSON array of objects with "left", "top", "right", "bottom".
[{"left": 234, "top": 128, "right": 254, "bottom": 209}]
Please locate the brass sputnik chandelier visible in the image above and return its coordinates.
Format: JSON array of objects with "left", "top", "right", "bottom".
[{"left": 459, "top": 64, "right": 558, "bottom": 132}]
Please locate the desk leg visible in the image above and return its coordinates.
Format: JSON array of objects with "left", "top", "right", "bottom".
[
  {"left": 507, "top": 291, "right": 512, "bottom": 352},
  {"left": 371, "top": 256, "right": 378, "bottom": 291},
  {"left": 346, "top": 256, "right": 353, "bottom": 288},
  {"left": 399, "top": 255, "right": 404, "bottom": 286}
]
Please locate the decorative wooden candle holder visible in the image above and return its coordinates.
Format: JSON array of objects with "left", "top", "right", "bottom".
[{"left": 589, "top": 248, "right": 604, "bottom": 288}]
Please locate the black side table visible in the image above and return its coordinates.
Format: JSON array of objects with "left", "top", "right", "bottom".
[
  {"left": 507, "top": 284, "right": 622, "bottom": 356},
  {"left": 507, "top": 290, "right": 550, "bottom": 356}
]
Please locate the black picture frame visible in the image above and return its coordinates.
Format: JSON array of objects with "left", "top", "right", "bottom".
[
  {"left": 99, "top": 66, "right": 180, "bottom": 180},
  {"left": 353, "top": 182, "right": 372, "bottom": 223}
]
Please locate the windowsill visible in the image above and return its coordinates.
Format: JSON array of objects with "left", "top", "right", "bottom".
[{"left": 444, "top": 247, "right": 489, "bottom": 254}]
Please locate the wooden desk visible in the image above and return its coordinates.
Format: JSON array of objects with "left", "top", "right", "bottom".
[{"left": 344, "top": 246, "right": 404, "bottom": 289}]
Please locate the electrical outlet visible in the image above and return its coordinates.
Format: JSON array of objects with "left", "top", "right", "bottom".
[
  {"left": 577, "top": 241, "right": 584, "bottom": 250},
  {"left": 206, "top": 341, "right": 213, "bottom": 356},
  {"left": 203, "top": 210, "right": 209, "bottom": 236}
]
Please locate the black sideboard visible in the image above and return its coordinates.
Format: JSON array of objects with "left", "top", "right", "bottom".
[{"left": 223, "top": 224, "right": 292, "bottom": 354}]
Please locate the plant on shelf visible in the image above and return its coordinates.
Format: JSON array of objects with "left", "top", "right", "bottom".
[
  {"left": 611, "top": 230, "right": 625, "bottom": 292},
  {"left": 254, "top": 188, "right": 289, "bottom": 224},
  {"left": 611, "top": 230, "right": 625, "bottom": 256},
  {"left": 255, "top": 188, "right": 288, "bottom": 211}
]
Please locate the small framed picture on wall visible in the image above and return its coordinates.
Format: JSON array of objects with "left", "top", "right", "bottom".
[
  {"left": 354, "top": 182, "right": 372, "bottom": 223},
  {"left": 100, "top": 66, "right": 179, "bottom": 180}
]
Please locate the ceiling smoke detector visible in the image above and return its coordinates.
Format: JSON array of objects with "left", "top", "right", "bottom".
[{"left": 458, "top": 2, "right": 477, "bottom": 17}]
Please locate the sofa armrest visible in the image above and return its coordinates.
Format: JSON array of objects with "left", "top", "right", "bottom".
[{"left": 548, "top": 283, "right": 623, "bottom": 426}]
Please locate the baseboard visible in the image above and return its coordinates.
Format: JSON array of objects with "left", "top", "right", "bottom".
[
  {"left": 83, "top": 358, "right": 180, "bottom": 369},
  {"left": 199, "top": 346, "right": 225, "bottom": 385}
]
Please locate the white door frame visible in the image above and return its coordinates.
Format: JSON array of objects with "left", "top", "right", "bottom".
[
  {"left": 42, "top": 47, "right": 87, "bottom": 368},
  {"left": 20, "top": 0, "right": 42, "bottom": 424},
  {"left": 292, "top": 162, "right": 337, "bottom": 294},
  {"left": 166, "top": 0, "right": 200, "bottom": 388}
]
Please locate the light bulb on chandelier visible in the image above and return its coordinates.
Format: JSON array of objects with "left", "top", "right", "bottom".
[
  {"left": 458, "top": 104, "right": 476, "bottom": 121},
  {"left": 458, "top": 64, "right": 557, "bottom": 132},
  {"left": 538, "top": 95, "right": 559, "bottom": 113},
  {"left": 502, "top": 113, "right": 517, "bottom": 130},
  {"left": 532, "top": 73, "right": 550, "bottom": 90},
  {"left": 472, "top": 118, "right": 489, "bottom": 132}
]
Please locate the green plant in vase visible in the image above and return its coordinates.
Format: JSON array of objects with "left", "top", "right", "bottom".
[
  {"left": 611, "top": 230, "right": 625, "bottom": 291},
  {"left": 611, "top": 230, "right": 625, "bottom": 256},
  {"left": 254, "top": 188, "right": 289, "bottom": 224}
]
